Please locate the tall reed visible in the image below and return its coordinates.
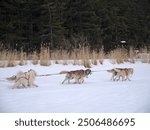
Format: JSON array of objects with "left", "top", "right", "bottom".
[{"left": 39, "top": 47, "right": 51, "bottom": 66}]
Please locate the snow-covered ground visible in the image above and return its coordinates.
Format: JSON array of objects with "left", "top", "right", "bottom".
[{"left": 0, "top": 60, "right": 150, "bottom": 113}]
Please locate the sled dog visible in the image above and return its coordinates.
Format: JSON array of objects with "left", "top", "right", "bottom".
[
  {"left": 107, "top": 69, "right": 118, "bottom": 81},
  {"left": 11, "top": 69, "right": 38, "bottom": 89},
  {"left": 60, "top": 69, "right": 92, "bottom": 84},
  {"left": 107, "top": 68, "right": 134, "bottom": 81}
]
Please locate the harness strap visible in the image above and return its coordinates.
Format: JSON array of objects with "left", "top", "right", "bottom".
[
  {"left": 16, "top": 72, "right": 30, "bottom": 83},
  {"left": 24, "top": 72, "right": 30, "bottom": 80}
]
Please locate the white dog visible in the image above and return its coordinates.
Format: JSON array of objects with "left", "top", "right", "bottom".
[{"left": 12, "top": 69, "right": 38, "bottom": 89}]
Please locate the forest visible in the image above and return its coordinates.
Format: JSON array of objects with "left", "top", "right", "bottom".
[{"left": 0, "top": 0, "right": 150, "bottom": 52}]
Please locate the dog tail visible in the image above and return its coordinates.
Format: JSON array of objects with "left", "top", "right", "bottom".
[
  {"left": 107, "top": 69, "right": 112, "bottom": 72},
  {"left": 6, "top": 75, "right": 16, "bottom": 81},
  {"left": 114, "top": 68, "right": 121, "bottom": 73},
  {"left": 59, "top": 71, "right": 69, "bottom": 74}
]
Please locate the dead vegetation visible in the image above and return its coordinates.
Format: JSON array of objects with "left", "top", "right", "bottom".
[
  {"left": 0, "top": 46, "right": 149, "bottom": 68},
  {"left": 39, "top": 47, "right": 51, "bottom": 66}
]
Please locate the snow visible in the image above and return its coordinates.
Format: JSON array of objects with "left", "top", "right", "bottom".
[{"left": 0, "top": 60, "right": 150, "bottom": 113}]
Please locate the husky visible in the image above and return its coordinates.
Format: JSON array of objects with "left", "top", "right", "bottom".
[
  {"left": 107, "top": 68, "right": 134, "bottom": 81},
  {"left": 107, "top": 69, "right": 118, "bottom": 81},
  {"left": 8, "top": 69, "right": 38, "bottom": 89},
  {"left": 60, "top": 69, "right": 92, "bottom": 84}
]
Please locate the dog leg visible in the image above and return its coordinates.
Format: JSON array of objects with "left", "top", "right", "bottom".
[
  {"left": 81, "top": 78, "right": 84, "bottom": 83},
  {"left": 111, "top": 75, "right": 114, "bottom": 81},
  {"left": 111, "top": 76, "right": 113, "bottom": 81},
  {"left": 78, "top": 79, "right": 81, "bottom": 84},
  {"left": 114, "top": 76, "right": 117, "bottom": 81},
  {"left": 79, "top": 77, "right": 84, "bottom": 84},
  {"left": 117, "top": 75, "right": 122, "bottom": 81},
  {"left": 73, "top": 77, "right": 78, "bottom": 84},
  {"left": 13, "top": 81, "right": 20, "bottom": 89},
  {"left": 77, "top": 78, "right": 80, "bottom": 84},
  {"left": 62, "top": 78, "right": 67, "bottom": 84},
  {"left": 68, "top": 79, "right": 71, "bottom": 84},
  {"left": 126, "top": 77, "right": 131, "bottom": 81},
  {"left": 12, "top": 83, "right": 17, "bottom": 89},
  {"left": 114, "top": 76, "right": 118, "bottom": 81},
  {"left": 123, "top": 77, "right": 127, "bottom": 81},
  {"left": 77, "top": 78, "right": 81, "bottom": 84},
  {"left": 116, "top": 78, "right": 119, "bottom": 81},
  {"left": 121, "top": 76, "right": 124, "bottom": 81},
  {"left": 122, "top": 76, "right": 127, "bottom": 81},
  {"left": 82, "top": 79, "right": 84, "bottom": 83},
  {"left": 33, "top": 83, "right": 38, "bottom": 87},
  {"left": 22, "top": 83, "right": 27, "bottom": 88}
]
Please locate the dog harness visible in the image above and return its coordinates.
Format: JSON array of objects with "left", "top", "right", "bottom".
[{"left": 16, "top": 72, "right": 30, "bottom": 83}]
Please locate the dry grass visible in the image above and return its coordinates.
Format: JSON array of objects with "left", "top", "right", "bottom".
[
  {"left": 70, "top": 47, "right": 82, "bottom": 66},
  {"left": 108, "top": 48, "right": 128, "bottom": 64},
  {"left": 138, "top": 47, "right": 150, "bottom": 63},
  {"left": 39, "top": 47, "right": 51, "bottom": 66},
  {"left": 0, "top": 51, "right": 17, "bottom": 67},
  {"left": 61, "top": 50, "right": 69, "bottom": 65},
  {"left": 51, "top": 50, "right": 62, "bottom": 64},
  {"left": 81, "top": 46, "right": 91, "bottom": 68},
  {"left": 32, "top": 51, "right": 39, "bottom": 65},
  {"left": 97, "top": 48, "right": 104, "bottom": 64},
  {"left": 0, "top": 46, "right": 149, "bottom": 67},
  {"left": 140, "top": 53, "right": 150, "bottom": 63},
  {"left": 72, "top": 48, "right": 78, "bottom": 65},
  {"left": 91, "top": 50, "right": 98, "bottom": 65},
  {"left": 0, "top": 51, "right": 7, "bottom": 67},
  {"left": 128, "top": 47, "right": 135, "bottom": 63},
  {"left": 18, "top": 50, "right": 27, "bottom": 66},
  {"left": 148, "top": 54, "right": 150, "bottom": 64},
  {"left": 6, "top": 51, "right": 17, "bottom": 67}
]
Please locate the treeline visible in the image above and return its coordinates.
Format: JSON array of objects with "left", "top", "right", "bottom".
[{"left": 0, "top": 0, "right": 150, "bottom": 52}]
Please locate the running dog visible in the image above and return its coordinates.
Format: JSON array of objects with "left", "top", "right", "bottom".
[
  {"left": 115, "top": 68, "right": 134, "bottom": 81},
  {"left": 60, "top": 69, "right": 92, "bottom": 84},
  {"left": 107, "top": 69, "right": 118, "bottom": 81},
  {"left": 107, "top": 68, "right": 134, "bottom": 81},
  {"left": 8, "top": 69, "right": 38, "bottom": 89}
]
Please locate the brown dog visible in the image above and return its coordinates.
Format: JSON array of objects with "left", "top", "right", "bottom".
[
  {"left": 60, "top": 69, "right": 92, "bottom": 84},
  {"left": 107, "top": 68, "right": 134, "bottom": 81}
]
